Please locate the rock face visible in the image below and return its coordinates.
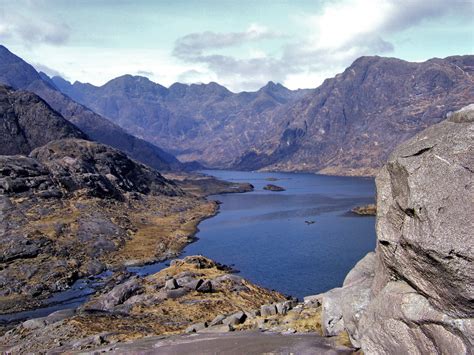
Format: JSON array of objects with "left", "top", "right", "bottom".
[
  {"left": 50, "top": 54, "right": 474, "bottom": 176},
  {"left": 0, "top": 139, "right": 181, "bottom": 199},
  {"left": 0, "top": 45, "right": 184, "bottom": 171},
  {"left": 235, "top": 55, "right": 474, "bottom": 175},
  {"left": 52, "top": 76, "right": 309, "bottom": 167},
  {"left": 318, "top": 104, "right": 474, "bottom": 353},
  {"left": 0, "top": 84, "right": 86, "bottom": 155}
]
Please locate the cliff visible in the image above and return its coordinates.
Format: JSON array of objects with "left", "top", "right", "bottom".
[
  {"left": 317, "top": 104, "right": 474, "bottom": 353},
  {"left": 235, "top": 56, "right": 474, "bottom": 176}
]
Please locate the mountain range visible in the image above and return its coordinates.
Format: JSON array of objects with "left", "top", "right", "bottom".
[
  {"left": 51, "top": 55, "right": 474, "bottom": 176},
  {"left": 0, "top": 45, "right": 185, "bottom": 171},
  {"left": 1, "top": 44, "right": 473, "bottom": 176},
  {"left": 52, "top": 75, "right": 310, "bottom": 167}
]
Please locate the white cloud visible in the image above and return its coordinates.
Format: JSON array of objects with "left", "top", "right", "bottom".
[
  {"left": 307, "top": 0, "right": 393, "bottom": 50},
  {"left": 0, "top": 8, "right": 70, "bottom": 46},
  {"left": 173, "top": 24, "right": 283, "bottom": 59},
  {"left": 172, "top": 0, "right": 472, "bottom": 91}
]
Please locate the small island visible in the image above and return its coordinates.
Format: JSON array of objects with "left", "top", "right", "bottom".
[
  {"left": 351, "top": 204, "right": 376, "bottom": 216},
  {"left": 263, "top": 184, "right": 286, "bottom": 192}
]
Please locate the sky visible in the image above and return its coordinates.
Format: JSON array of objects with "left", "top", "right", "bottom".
[{"left": 0, "top": 0, "right": 473, "bottom": 92}]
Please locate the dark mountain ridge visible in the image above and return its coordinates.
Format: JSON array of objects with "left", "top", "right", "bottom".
[
  {"left": 235, "top": 55, "right": 474, "bottom": 175},
  {"left": 52, "top": 74, "right": 311, "bottom": 166},
  {"left": 51, "top": 54, "right": 474, "bottom": 175},
  {"left": 0, "top": 45, "right": 185, "bottom": 171},
  {"left": 0, "top": 84, "right": 87, "bottom": 155}
]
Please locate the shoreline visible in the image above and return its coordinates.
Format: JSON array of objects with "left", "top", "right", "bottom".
[{"left": 0, "top": 175, "right": 254, "bottom": 326}]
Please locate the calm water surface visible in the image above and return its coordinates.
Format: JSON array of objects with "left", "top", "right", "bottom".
[
  {"left": 2, "top": 170, "right": 376, "bottom": 323},
  {"left": 183, "top": 170, "right": 376, "bottom": 299}
]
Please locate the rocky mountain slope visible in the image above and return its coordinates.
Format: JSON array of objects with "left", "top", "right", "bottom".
[
  {"left": 52, "top": 55, "right": 474, "bottom": 176},
  {"left": 236, "top": 55, "right": 474, "bottom": 175},
  {"left": 0, "top": 84, "right": 86, "bottom": 155},
  {"left": 0, "top": 84, "right": 215, "bottom": 316},
  {"left": 315, "top": 104, "right": 473, "bottom": 353},
  {"left": 0, "top": 136, "right": 201, "bottom": 314},
  {"left": 0, "top": 45, "right": 184, "bottom": 171},
  {"left": 52, "top": 75, "right": 309, "bottom": 166}
]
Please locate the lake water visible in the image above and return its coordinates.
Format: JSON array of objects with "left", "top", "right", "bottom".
[
  {"left": 1, "top": 170, "right": 376, "bottom": 323},
  {"left": 183, "top": 170, "right": 376, "bottom": 299}
]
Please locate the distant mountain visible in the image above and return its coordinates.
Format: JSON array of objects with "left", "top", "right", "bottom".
[
  {"left": 234, "top": 55, "right": 474, "bottom": 175},
  {"left": 52, "top": 75, "right": 310, "bottom": 167},
  {"left": 52, "top": 55, "right": 474, "bottom": 175},
  {"left": 0, "top": 84, "right": 86, "bottom": 155},
  {"left": 0, "top": 45, "right": 185, "bottom": 171}
]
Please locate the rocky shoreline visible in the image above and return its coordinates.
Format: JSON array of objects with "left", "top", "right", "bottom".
[
  {"left": 0, "top": 256, "right": 289, "bottom": 353},
  {"left": 0, "top": 156, "right": 252, "bottom": 319}
]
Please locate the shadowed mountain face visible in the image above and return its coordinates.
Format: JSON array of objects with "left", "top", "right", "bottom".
[
  {"left": 0, "top": 84, "right": 87, "bottom": 155},
  {"left": 234, "top": 55, "right": 474, "bottom": 175},
  {"left": 0, "top": 45, "right": 184, "bottom": 171},
  {"left": 52, "top": 75, "right": 310, "bottom": 167},
  {"left": 53, "top": 55, "right": 474, "bottom": 175}
]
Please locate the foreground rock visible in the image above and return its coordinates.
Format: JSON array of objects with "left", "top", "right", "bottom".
[
  {"left": 89, "top": 331, "right": 353, "bottom": 354},
  {"left": 316, "top": 105, "right": 474, "bottom": 353},
  {"left": 0, "top": 256, "right": 286, "bottom": 353}
]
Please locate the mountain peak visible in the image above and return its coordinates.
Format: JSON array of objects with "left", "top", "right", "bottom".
[{"left": 261, "top": 81, "right": 287, "bottom": 91}]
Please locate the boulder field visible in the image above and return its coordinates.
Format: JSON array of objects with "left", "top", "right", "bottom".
[{"left": 315, "top": 104, "right": 473, "bottom": 354}]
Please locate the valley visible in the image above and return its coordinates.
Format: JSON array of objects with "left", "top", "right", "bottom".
[
  {"left": 52, "top": 56, "right": 474, "bottom": 176},
  {"left": 0, "top": 37, "right": 472, "bottom": 354}
]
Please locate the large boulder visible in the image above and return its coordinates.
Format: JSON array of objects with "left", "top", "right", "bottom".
[
  {"left": 85, "top": 277, "right": 143, "bottom": 311},
  {"left": 374, "top": 105, "right": 473, "bottom": 316},
  {"left": 319, "top": 105, "right": 474, "bottom": 354},
  {"left": 320, "top": 252, "right": 375, "bottom": 341}
]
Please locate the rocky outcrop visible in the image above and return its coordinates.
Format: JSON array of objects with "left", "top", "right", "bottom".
[
  {"left": 0, "top": 84, "right": 86, "bottom": 155},
  {"left": 1, "top": 256, "right": 286, "bottom": 353},
  {"left": 351, "top": 204, "right": 376, "bottom": 216},
  {"left": 30, "top": 139, "right": 182, "bottom": 198},
  {"left": 263, "top": 184, "right": 285, "bottom": 192},
  {"left": 0, "top": 139, "right": 181, "bottom": 199},
  {"left": 317, "top": 104, "right": 474, "bottom": 353}
]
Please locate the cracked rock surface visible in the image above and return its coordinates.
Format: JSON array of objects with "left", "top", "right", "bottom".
[{"left": 319, "top": 104, "right": 474, "bottom": 354}]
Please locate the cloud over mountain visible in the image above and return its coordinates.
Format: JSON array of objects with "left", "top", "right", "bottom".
[{"left": 172, "top": 0, "right": 473, "bottom": 90}]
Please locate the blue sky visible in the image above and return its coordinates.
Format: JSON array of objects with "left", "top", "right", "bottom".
[{"left": 0, "top": 0, "right": 472, "bottom": 91}]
